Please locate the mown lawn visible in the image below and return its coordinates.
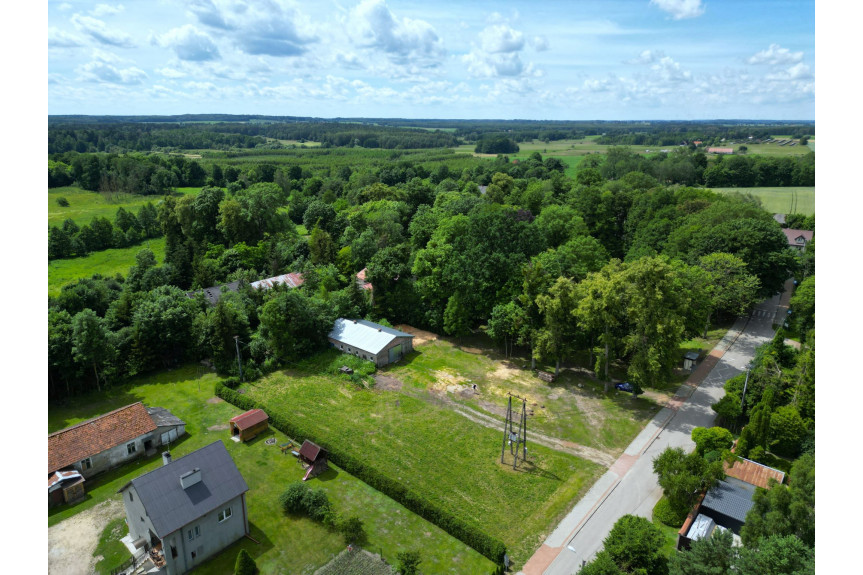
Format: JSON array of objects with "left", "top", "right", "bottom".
[
  {"left": 48, "top": 238, "right": 166, "bottom": 297},
  {"left": 243, "top": 354, "right": 604, "bottom": 567},
  {"left": 710, "top": 186, "right": 814, "bottom": 216},
  {"left": 49, "top": 365, "right": 495, "bottom": 575}
]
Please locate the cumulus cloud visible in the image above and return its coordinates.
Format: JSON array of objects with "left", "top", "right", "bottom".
[
  {"left": 91, "top": 4, "right": 125, "bottom": 17},
  {"left": 78, "top": 56, "right": 147, "bottom": 85},
  {"left": 155, "top": 25, "right": 221, "bottom": 61},
  {"left": 49, "top": 27, "right": 85, "bottom": 48},
  {"left": 650, "top": 55, "right": 691, "bottom": 83},
  {"left": 626, "top": 49, "right": 664, "bottom": 65},
  {"left": 650, "top": 0, "right": 705, "bottom": 20},
  {"left": 188, "top": 0, "right": 316, "bottom": 57},
  {"left": 462, "top": 20, "right": 540, "bottom": 78},
  {"left": 765, "top": 62, "right": 813, "bottom": 82},
  {"left": 531, "top": 35, "right": 549, "bottom": 52},
  {"left": 71, "top": 14, "right": 135, "bottom": 47},
  {"left": 157, "top": 67, "right": 188, "bottom": 79},
  {"left": 748, "top": 43, "right": 804, "bottom": 66},
  {"left": 349, "top": 0, "right": 444, "bottom": 66},
  {"left": 479, "top": 24, "right": 524, "bottom": 53}
]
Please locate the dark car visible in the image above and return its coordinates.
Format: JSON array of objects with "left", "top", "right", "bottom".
[{"left": 615, "top": 382, "right": 634, "bottom": 393}]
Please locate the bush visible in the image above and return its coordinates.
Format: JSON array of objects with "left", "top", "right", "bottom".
[
  {"left": 56, "top": 197, "right": 70, "bottom": 207},
  {"left": 653, "top": 496, "right": 687, "bottom": 528},
  {"left": 234, "top": 549, "right": 257, "bottom": 575},
  {"left": 302, "top": 487, "right": 332, "bottom": 522},
  {"left": 396, "top": 550, "right": 422, "bottom": 575},
  {"left": 338, "top": 515, "right": 366, "bottom": 545},
  {"left": 279, "top": 482, "right": 310, "bottom": 515}
]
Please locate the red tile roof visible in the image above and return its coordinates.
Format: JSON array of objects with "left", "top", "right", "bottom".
[
  {"left": 48, "top": 402, "right": 156, "bottom": 474},
  {"left": 782, "top": 228, "right": 814, "bottom": 245},
  {"left": 724, "top": 457, "right": 785, "bottom": 488},
  {"left": 229, "top": 409, "right": 268, "bottom": 430}
]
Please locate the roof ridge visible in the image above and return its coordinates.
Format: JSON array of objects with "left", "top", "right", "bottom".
[{"left": 49, "top": 401, "right": 147, "bottom": 438}]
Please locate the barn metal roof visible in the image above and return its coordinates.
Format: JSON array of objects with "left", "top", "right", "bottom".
[
  {"left": 250, "top": 273, "right": 304, "bottom": 290},
  {"left": 701, "top": 478, "right": 756, "bottom": 523},
  {"left": 328, "top": 319, "right": 413, "bottom": 355},
  {"left": 724, "top": 457, "right": 785, "bottom": 488},
  {"left": 119, "top": 441, "right": 248, "bottom": 538}
]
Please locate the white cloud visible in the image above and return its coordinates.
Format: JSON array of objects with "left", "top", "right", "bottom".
[
  {"left": 463, "top": 20, "right": 540, "bottom": 79},
  {"left": 91, "top": 4, "right": 125, "bottom": 17},
  {"left": 531, "top": 36, "right": 549, "bottom": 52},
  {"left": 765, "top": 62, "right": 813, "bottom": 82},
  {"left": 650, "top": 0, "right": 705, "bottom": 20},
  {"left": 71, "top": 14, "right": 135, "bottom": 48},
  {"left": 155, "top": 25, "right": 221, "bottom": 62},
  {"left": 58, "top": 3, "right": 72, "bottom": 11},
  {"left": 157, "top": 67, "right": 187, "bottom": 79},
  {"left": 78, "top": 57, "right": 147, "bottom": 85},
  {"left": 349, "top": 0, "right": 444, "bottom": 66},
  {"left": 189, "top": 0, "right": 317, "bottom": 57},
  {"left": 748, "top": 43, "right": 804, "bottom": 66},
  {"left": 49, "top": 27, "right": 85, "bottom": 48},
  {"left": 650, "top": 55, "right": 691, "bottom": 83},
  {"left": 626, "top": 50, "right": 664, "bottom": 65},
  {"left": 479, "top": 24, "right": 524, "bottom": 53}
]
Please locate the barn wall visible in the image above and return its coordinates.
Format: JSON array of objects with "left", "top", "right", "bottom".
[
  {"left": 240, "top": 421, "right": 269, "bottom": 442},
  {"left": 76, "top": 433, "right": 153, "bottom": 479}
]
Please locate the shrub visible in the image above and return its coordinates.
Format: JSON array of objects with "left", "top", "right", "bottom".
[
  {"left": 653, "top": 496, "right": 687, "bottom": 528},
  {"left": 279, "top": 482, "right": 310, "bottom": 515},
  {"left": 56, "top": 197, "right": 70, "bottom": 207},
  {"left": 234, "top": 549, "right": 257, "bottom": 575},
  {"left": 396, "top": 550, "right": 422, "bottom": 575},
  {"left": 302, "top": 487, "right": 332, "bottom": 522},
  {"left": 338, "top": 515, "right": 366, "bottom": 545}
]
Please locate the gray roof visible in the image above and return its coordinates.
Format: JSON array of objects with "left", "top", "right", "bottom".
[
  {"left": 328, "top": 319, "right": 414, "bottom": 355},
  {"left": 185, "top": 281, "right": 241, "bottom": 306},
  {"left": 146, "top": 406, "right": 185, "bottom": 428},
  {"left": 120, "top": 441, "right": 248, "bottom": 538},
  {"left": 701, "top": 478, "right": 756, "bottom": 523},
  {"left": 684, "top": 351, "right": 700, "bottom": 360}
]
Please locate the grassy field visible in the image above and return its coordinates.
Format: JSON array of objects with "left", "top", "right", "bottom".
[
  {"left": 243, "top": 349, "right": 606, "bottom": 567},
  {"left": 48, "top": 238, "right": 166, "bottom": 296},
  {"left": 48, "top": 365, "right": 495, "bottom": 575},
  {"left": 93, "top": 517, "right": 131, "bottom": 575},
  {"left": 710, "top": 187, "right": 814, "bottom": 216},
  {"left": 49, "top": 187, "right": 159, "bottom": 227}
]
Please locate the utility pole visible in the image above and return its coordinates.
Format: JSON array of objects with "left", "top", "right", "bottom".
[{"left": 234, "top": 335, "right": 244, "bottom": 382}]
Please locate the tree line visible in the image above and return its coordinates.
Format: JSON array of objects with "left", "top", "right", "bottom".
[{"left": 49, "top": 204, "right": 161, "bottom": 259}]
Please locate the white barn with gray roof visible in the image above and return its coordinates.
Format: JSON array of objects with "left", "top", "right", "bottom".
[
  {"left": 118, "top": 441, "right": 249, "bottom": 575},
  {"left": 328, "top": 319, "right": 414, "bottom": 366}
]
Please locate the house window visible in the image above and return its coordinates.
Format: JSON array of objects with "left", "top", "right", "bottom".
[
  {"left": 195, "top": 525, "right": 201, "bottom": 538},
  {"left": 170, "top": 546, "right": 177, "bottom": 559},
  {"left": 81, "top": 457, "right": 92, "bottom": 470},
  {"left": 218, "top": 506, "right": 232, "bottom": 523},
  {"left": 127, "top": 442, "right": 137, "bottom": 455}
]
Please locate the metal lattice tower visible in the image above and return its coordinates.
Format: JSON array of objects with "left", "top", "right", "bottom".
[{"left": 501, "top": 393, "right": 528, "bottom": 469}]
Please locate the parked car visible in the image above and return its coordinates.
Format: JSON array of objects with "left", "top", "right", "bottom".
[{"left": 615, "top": 382, "right": 634, "bottom": 393}]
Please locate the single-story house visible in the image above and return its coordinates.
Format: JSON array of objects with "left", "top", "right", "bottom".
[
  {"left": 298, "top": 440, "right": 329, "bottom": 481},
  {"left": 49, "top": 402, "right": 186, "bottom": 480},
  {"left": 187, "top": 273, "right": 304, "bottom": 306},
  {"left": 677, "top": 458, "right": 785, "bottom": 550},
  {"left": 118, "top": 441, "right": 249, "bottom": 575},
  {"left": 229, "top": 409, "right": 269, "bottom": 442},
  {"left": 328, "top": 318, "right": 414, "bottom": 367},
  {"left": 782, "top": 228, "right": 814, "bottom": 252}
]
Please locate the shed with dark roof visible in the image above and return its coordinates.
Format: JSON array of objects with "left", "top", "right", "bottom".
[
  {"left": 118, "top": 441, "right": 249, "bottom": 575},
  {"left": 697, "top": 477, "right": 756, "bottom": 534},
  {"left": 229, "top": 409, "right": 269, "bottom": 442}
]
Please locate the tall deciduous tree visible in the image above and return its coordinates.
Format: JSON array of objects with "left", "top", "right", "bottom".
[
  {"left": 575, "top": 260, "right": 626, "bottom": 390},
  {"left": 72, "top": 309, "right": 113, "bottom": 391},
  {"left": 653, "top": 447, "right": 725, "bottom": 517},
  {"left": 697, "top": 252, "right": 761, "bottom": 336},
  {"left": 536, "top": 276, "right": 581, "bottom": 375}
]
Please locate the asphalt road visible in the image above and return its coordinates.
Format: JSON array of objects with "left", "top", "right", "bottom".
[{"left": 521, "top": 290, "right": 785, "bottom": 575}]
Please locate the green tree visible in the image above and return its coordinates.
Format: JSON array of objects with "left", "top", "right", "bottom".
[
  {"left": 789, "top": 276, "right": 814, "bottom": 336},
  {"left": 72, "top": 309, "right": 113, "bottom": 392},
  {"left": 575, "top": 260, "right": 626, "bottom": 390},
  {"left": 741, "top": 454, "right": 814, "bottom": 548},
  {"left": 691, "top": 427, "right": 734, "bottom": 457},
  {"left": 338, "top": 516, "right": 366, "bottom": 545},
  {"left": 396, "top": 550, "right": 422, "bottom": 575},
  {"left": 697, "top": 253, "right": 761, "bottom": 336},
  {"left": 234, "top": 549, "right": 257, "bottom": 575},
  {"left": 536, "top": 276, "right": 581, "bottom": 375},
  {"left": 259, "top": 290, "right": 332, "bottom": 362},
  {"left": 487, "top": 301, "right": 529, "bottom": 358},
  {"left": 49, "top": 226, "right": 73, "bottom": 260},
  {"left": 668, "top": 527, "right": 734, "bottom": 575},
  {"left": 768, "top": 405, "right": 806, "bottom": 458},
  {"left": 308, "top": 226, "right": 336, "bottom": 265},
  {"left": 735, "top": 535, "right": 814, "bottom": 575},
  {"left": 653, "top": 447, "right": 725, "bottom": 518},
  {"left": 601, "top": 514, "right": 668, "bottom": 575}
]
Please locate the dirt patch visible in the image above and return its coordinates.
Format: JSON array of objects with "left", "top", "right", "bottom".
[
  {"left": 207, "top": 397, "right": 224, "bottom": 404},
  {"left": 394, "top": 324, "right": 438, "bottom": 346},
  {"left": 491, "top": 362, "right": 523, "bottom": 382},
  {"left": 373, "top": 374, "right": 403, "bottom": 392},
  {"left": 207, "top": 424, "right": 229, "bottom": 431},
  {"left": 477, "top": 399, "right": 508, "bottom": 418},
  {"left": 49, "top": 498, "right": 125, "bottom": 575}
]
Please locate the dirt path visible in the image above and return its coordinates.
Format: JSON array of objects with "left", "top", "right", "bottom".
[{"left": 48, "top": 498, "right": 125, "bottom": 575}]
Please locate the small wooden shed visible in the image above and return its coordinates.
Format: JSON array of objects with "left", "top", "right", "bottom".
[
  {"left": 298, "top": 440, "right": 329, "bottom": 481},
  {"left": 48, "top": 470, "right": 86, "bottom": 507},
  {"left": 229, "top": 409, "right": 269, "bottom": 442},
  {"left": 683, "top": 351, "right": 700, "bottom": 371}
]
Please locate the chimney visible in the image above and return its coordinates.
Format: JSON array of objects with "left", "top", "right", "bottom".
[
  {"left": 162, "top": 451, "right": 172, "bottom": 466},
  {"left": 180, "top": 468, "right": 202, "bottom": 489}
]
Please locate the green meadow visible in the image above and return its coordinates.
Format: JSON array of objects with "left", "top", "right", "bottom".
[
  {"left": 711, "top": 187, "right": 814, "bottom": 216},
  {"left": 49, "top": 365, "right": 496, "bottom": 575}
]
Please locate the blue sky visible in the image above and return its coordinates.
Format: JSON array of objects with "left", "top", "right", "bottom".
[{"left": 47, "top": 0, "right": 815, "bottom": 119}]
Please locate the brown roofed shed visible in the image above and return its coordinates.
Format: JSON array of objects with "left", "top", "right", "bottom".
[{"left": 229, "top": 409, "right": 269, "bottom": 442}]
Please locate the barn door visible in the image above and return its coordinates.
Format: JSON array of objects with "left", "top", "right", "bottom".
[{"left": 388, "top": 344, "right": 402, "bottom": 363}]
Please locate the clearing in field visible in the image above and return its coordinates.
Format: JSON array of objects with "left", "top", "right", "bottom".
[
  {"left": 48, "top": 238, "right": 166, "bottom": 296},
  {"left": 711, "top": 187, "right": 814, "bottom": 216},
  {"left": 48, "top": 365, "right": 495, "bottom": 575}
]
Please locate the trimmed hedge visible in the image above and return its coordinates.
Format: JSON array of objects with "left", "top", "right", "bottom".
[{"left": 215, "top": 381, "right": 507, "bottom": 566}]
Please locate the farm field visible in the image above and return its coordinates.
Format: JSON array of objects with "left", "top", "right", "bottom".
[
  {"left": 242, "top": 349, "right": 607, "bottom": 567},
  {"left": 48, "top": 238, "right": 166, "bottom": 296},
  {"left": 726, "top": 140, "right": 814, "bottom": 157},
  {"left": 710, "top": 186, "right": 814, "bottom": 216},
  {"left": 48, "top": 365, "right": 495, "bottom": 575}
]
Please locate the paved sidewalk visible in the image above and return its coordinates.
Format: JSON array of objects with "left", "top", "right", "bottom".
[{"left": 519, "top": 284, "right": 787, "bottom": 575}]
